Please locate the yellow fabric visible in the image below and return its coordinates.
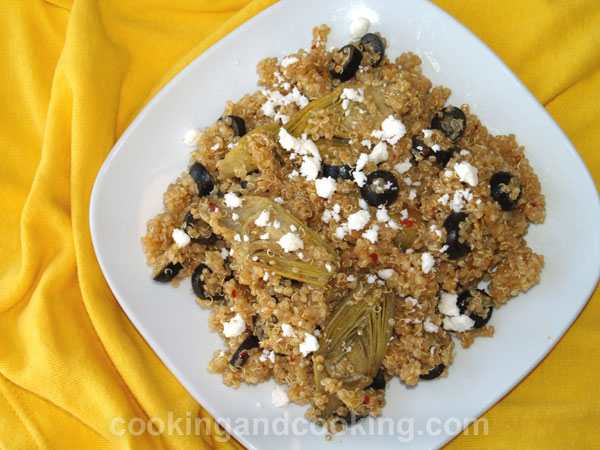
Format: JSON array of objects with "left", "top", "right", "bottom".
[{"left": 0, "top": 1, "right": 598, "bottom": 449}]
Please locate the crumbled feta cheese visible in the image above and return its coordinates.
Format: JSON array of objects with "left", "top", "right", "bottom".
[
  {"left": 450, "top": 189, "right": 473, "bottom": 212},
  {"left": 431, "top": 144, "right": 441, "bottom": 152},
  {"left": 334, "top": 225, "right": 348, "bottom": 239},
  {"left": 347, "top": 275, "right": 356, "bottom": 282},
  {"left": 272, "top": 385, "right": 289, "bottom": 407},
  {"left": 349, "top": 16, "right": 370, "bottom": 38},
  {"left": 422, "top": 129, "right": 434, "bottom": 139},
  {"left": 262, "top": 88, "right": 309, "bottom": 123},
  {"left": 367, "top": 274, "right": 378, "bottom": 284},
  {"left": 361, "top": 139, "right": 373, "bottom": 149},
  {"left": 210, "top": 142, "right": 220, "bottom": 151},
  {"left": 281, "top": 323, "right": 295, "bottom": 337},
  {"left": 220, "top": 248, "right": 229, "bottom": 259},
  {"left": 278, "top": 232, "right": 303, "bottom": 252},
  {"left": 454, "top": 161, "right": 479, "bottom": 186},
  {"left": 281, "top": 56, "right": 299, "bottom": 68},
  {"left": 297, "top": 252, "right": 304, "bottom": 259},
  {"left": 421, "top": 252, "right": 435, "bottom": 274},
  {"left": 274, "top": 197, "right": 284, "bottom": 204},
  {"left": 341, "top": 87, "right": 365, "bottom": 103},
  {"left": 299, "top": 333, "right": 319, "bottom": 356},
  {"left": 347, "top": 210, "right": 371, "bottom": 231},
  {"left": 430, "top": 224, "right": 443, "bottom": 238},
  {"left": 259, "top": 349, "right": 269, "bottom": 362},
  {"left": 322, "top": 208, "right": 341, "bottom": 224},
  {"left": 290, "top": 224, "right": 297, "bottom": 232},
  {"left": 423, "top": 318, "right": 439, "bottom": 333},
  {"left": 252, "top": 255, "right": 259, "bottom": 262},
  {"left": 377, "top": 269, "right": 395, "bottom": 280},
  {"left": 400, "top": 209, "right": 409, "bottom": 220},
  {"left": 379, "top": 115, "right": 406, "bottom": 145},
  {"left": 233, "top": 234, "right": 241, "bottom": 242},
  {"left": 243, "top": 235, "right": 249, "bottom": 242},
  {"left": 231, "top": 213, "right": 239, "bottom": 220},
  {"left": 260, "top": 232, "right": 270, "bottom": 240},
  {"left": 376, "top": 206, "right": 390, "bottom": 223},
  {"left": 223, "top": 314, "right": 246, "bottom": 338},
  {"left": 460, "top": 149, "right": 471, "bottom": 155},
  {"left": 183, "top": 127, "right": 202, "bottom": 147},
  {"left": 356, "top": 153, "right": 369, "bottom": 171},
  {"left": 172, "top": 229, "right": 191, "bottom": 248},
  {"left": 325, "top": 263, "right": 332, "bottom": 272},
  {"left": 263, "top": 272, "right": 269, "bottom": 281},
  {"left": 358, "top": 198, "right": 369, "bottom": 210},
  {"left": 440, "top": 244, "right": 449, "bottom": 253},
  {"left": 438, "top": 291, "right": 460, "bottom": 316},
  {"left": 408, "top": 189, "right": 417, "bottom": 200},
  {"left": 394, "top": 158, "right": 412, "bottom": 174},
  {"left": 224, "top": 192, "right": 243, "bottom": 208},
  {"left": 362, "top": 226, "right": 379, "bottom": 244},
  {"left": 353, "top": 169, "right": 367, "bottom": 187},
  {"left": 268, "top": 350, "right": 275, "bottom": 363},
  {"left": 273, "top": 220, "right": 281, "bottom": 229},
  {"left": 255, "top": 210, "right": 271, "bottom": 227},
  {"left": 369, "top": 141, "right": 388, "bottom": 164},
  {"left": 438, "top": 193, "right": 450, "bottom": 206},
  {"left": 315, "top": 177, "right": 337, "bottom": 199},
  {"left": 443, "top": 315, "right": 475, "bottom": 332},
  {"left": 405, "top": 296, "right": 418, "bottom": 306}
]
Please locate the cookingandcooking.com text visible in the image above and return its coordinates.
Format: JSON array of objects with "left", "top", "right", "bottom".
[{"left": 110, "top": 412, "right": 488, "bottom": 442}]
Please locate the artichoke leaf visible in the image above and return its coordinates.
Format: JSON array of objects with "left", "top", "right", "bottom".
[
  {"left": 196, "top": 196, "right": 339, "bottom": 286},
  {"left": 313, "top": 284, "right": 395, "bottom": 392}
]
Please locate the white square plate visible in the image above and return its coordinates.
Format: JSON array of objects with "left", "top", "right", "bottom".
[{"left": 90, "top": 0, "right": 600, "bottom": 448}]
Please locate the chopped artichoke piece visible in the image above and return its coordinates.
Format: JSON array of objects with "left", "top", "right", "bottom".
[
  {"left": 313, "top": 284, "right": 395, "bottom": 393},
  {"left": 219, "top": 123, "right": 279, "bottom": 179},
  {"left": 393, "top": 209, "right": 425, "bottom": 250},
  {"left": 196, "top": 196, "right": 339, "bottom": 286}
]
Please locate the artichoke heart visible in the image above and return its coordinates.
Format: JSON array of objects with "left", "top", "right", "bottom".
[
  {"left": 197, "top": 196, "right": 339, "bottom": 286},
  {"left": 313, "top": 284, "right": 395, "bottom": 392},
  {"left": 220, "top": 84, "right": 396, "bottom": 177}
]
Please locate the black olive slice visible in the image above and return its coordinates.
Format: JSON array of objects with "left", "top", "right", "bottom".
[
  {"left": 443, "top": 212, "right": 471, "bottom": 260},
  {"left": 490, "top": 172, "right": 522, "bottom": 211},
  {"left": 419, "top": 363, "right": 446, "bottom": 380},
  {"left": 189, "top": 162, "right": 214, "bottom": 197},
  {"left": 192, "top": 264, "right": 224, "bottom": 301},
  {"left": 435, "top": 146, "right": 459, "bottom": 168},
  {"left": 456, "top": 290, "right": 493, "bottom": 329},
  {"left": 431, "top": 106, "right": 466, "bottom": 142},
  {"left": 153, "top": 262, "right": 183, "bottom": 283},
  {"left": 329, "top": 44, "right": 362, "bottom": 81},
  {"left": 229, "top": 334, "right": 260, "bottom": 368},
  {"left": 366, "top": 369, "right": 386, "bottom": 391},
  {"left": 411, "top": 135, "right": 433, "bottom": 159},
  {"left": 322, "top": 163, "right": 353, "bottom": 180},
  {"left": 360, "top": 170, "right": 399, "bottom": 207},
  {"left": 221, "top": 115, "right": 247, "bottom": 137},
  {"left": 182, "top": 211, "right": 220, "bottom": 245},
  {"left": 359, "top": 33, "right": 385, "bottom": 67}
]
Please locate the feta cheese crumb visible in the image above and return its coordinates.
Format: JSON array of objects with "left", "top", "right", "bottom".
[
  {"left": 172, "top": 229, "right": 191, "bottom": 248},
  {"left": 233, "top": 234, "right": 241, "bottom": 242},
  {"left": 377, "top": 269, "right": 395, "bottom": 280},
  {"left": 454, "top": 161, "right": 479, "bottom": 186},
  {"left": 394, "top": 158, "right": 412, "bottom": 174},
  {"left": 260, "top": 232, "right": 270, "bottom": 240},
  {"left": 273, "top": 220, "right": 281, "bottom": 229},
  {"left": 223, "top": 314, "right": 246, "bottom": 338},
  {"left": 224, "top": 192, "right": 243, "bottom": 208},
  {"left": 360, "top": 139, "right": 373, "bottom": 149},
  {"left": 408, "top": 189, "right": 417, "bottom": 200},
  {"left": 347, "top": 210, "right": 371, "bottom": 231},
  {"left": 231, "top": 213, "right": 239, "bottom": 220},
  {"left": 358, "top": 198, "right": 369, "bottom": 210},
  {"left": 438, "top": 193, "right": 450, "bottom": 206},
  {"left": 379, "top": 115, "right": 406, "bottom": 145},
  {"left": 443, "top": 315, "right": 475, "bottom": 332},
  {"left": 423, "top": 318, "right": 439, "bottom": 333},
  {"left": 341, "top": 87, "right": 365, "bottom": 103},
  {"left": 278, "top": 232, "right": 303, "bottom": 252},
  {"left": 299, "top": 333, "right": 319, "bottom": 356},
  {"left": 362, "top": 226, "right": 379, "bottom": 244},
  {"left": 183, "top": 127, "right": 202, "bottom": 147},
  {"left": 254, "top": 210, "right": 271, "bottom": 227},
  {"left": 349, "top": 16, "right": 370, "bottom": 38},
  {"left": 272, "top": 385, "right": 289, "bottom": 407},
  {"left": 274, "top": 197, "right": 284, "bottom": 204},
  {"left": 369, "top": 142, "right": 389, "bottom": 164},
  {"left": 367, "top": 274, "right": 378, "bottom": 284},
  {"left": 281, "top": 56, "right": 299, "bottom": 68},
  {"left": 450, "top": 189, "right": 473, "bottom": 212},
  {"left": 421, "top": 252, "right": 435, "bottom": 274},
  {"left": 269, "top": 351, "right": 275, "bottom": 363},
  {"left": 347, "top": 275, "right": 356, "bottom": 282},
  {"left": 422, "top": 129, "right": 434, "bottom": 139},
  {"left": 315, "top": 177, "right": 337, "bottom": 199},
  {"left": 438, "top": 291, "right": 460, "bottom": 316},
  {"left": 220, "top": 248, "right": 229, "bottom": 259},
  {"left": 281, "top": 323, "right": 295, "bottom": 337}
]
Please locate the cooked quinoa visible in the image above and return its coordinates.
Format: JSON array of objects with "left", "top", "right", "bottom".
[{"left": 142, "top": 25, "right": 545, "bottom": 430}]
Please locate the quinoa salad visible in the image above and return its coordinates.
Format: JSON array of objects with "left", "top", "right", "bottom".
[{"left": 142, "top": 23, "right": 545, "bottom": 430}]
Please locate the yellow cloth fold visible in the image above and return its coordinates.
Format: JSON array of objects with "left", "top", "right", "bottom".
[{"left": 0, "top": 0, "right": 598, "bottom": 449}]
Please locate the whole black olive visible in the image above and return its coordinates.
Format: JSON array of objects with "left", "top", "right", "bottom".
[
  {"left": 221, "top": 115, "right": 246, "bottom": 137},
  {"left": 192, "top": 264, "right": 224, "bottom": 301},
  {"left": 490, "top": 172, "right": 522, "bottom": 211},
  {"left": 360, "top": 170, "right": 399, "bottom": 207},
  {"left": 431, "top": 106, "right": 466, "bottom": 142},
  {"left": 359, "top": 33, "right": 385, "bottom": 67},
  {"left": 229, "top": 334, "right": 260, "bottom": 368},
  {"left": 443, "top": 212, "right": 471, "bottom": 260},
  {"left": 419, "top": 363, "right": 446, "bottom": 380},
  {"left": 189, "top": 162, "right": 214, "bottom": 197},
  {"left": 329, "top": 44, "right": 362, "bottom": 81},
  {"left": 153, "top": 262, "right": 183, "bottom": 283},
  {"left": 322, "top": 163, "right": 353, "bottom": 181},
  {"left": 456, "top": 290, "right": 493, "bottom": 328}
]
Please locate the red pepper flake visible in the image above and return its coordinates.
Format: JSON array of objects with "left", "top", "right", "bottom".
[
  {"left": 531, "top": 202, "right": 537, "bottom": 207},
  {"left": 231, "top": 289, "right": 237, "bottom": 298},
  {"left": 401, "top": 219, "right": 418, "bottom": 227},
  {"left": 307, "top": 213, "right": 314, "bottom": 223},
  {"left": 477, "top": 218, "right": 483, "bottom": 224},
  {"left": 515, "top": 156, "right": 522, "bottom": 163},
  {"left": 209, "top": 202, "right": 216, "bottom": 212},
  {"left": 474, "top": 124, "right": 479, "bottom": 131},
  {"left": 364, "top": 395, "right": 370, "bottom": 404},
  {"left": 290, "top": 355, "right": 295, "bottom": 362},
  {"left": 370, "top": 253, "right": 379, "bottom": 264}
]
